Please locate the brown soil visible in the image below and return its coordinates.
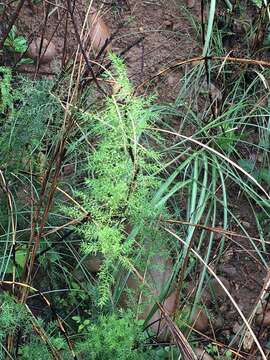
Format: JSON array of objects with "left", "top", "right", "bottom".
[{"left": 11, "top": 1, "right": 198, "bottom": 87}]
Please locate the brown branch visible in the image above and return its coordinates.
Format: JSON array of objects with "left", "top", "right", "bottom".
[
  {"left": 66, "top": 0, "right": 107, "bottom": 96},
  {"left": 135, "top": 55, "right": 270, "bottom": 93},
  {"left": 80, "top": 36, "right": 145, "bottom": 91},
  {"left": 130, "top": 262, "right": 197, "bottom": 360},
  {"left": 0, "top": 280, "right": 78, "bottom": 360},
  {"left": 0, "top": 0, "right": 27, "bottom": 50}
]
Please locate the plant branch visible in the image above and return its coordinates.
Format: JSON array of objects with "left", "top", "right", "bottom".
[
  {"left": 66, "top": 0, "right": 107, "bottom": 96},
  {"left": 0, "top": 0, "right": 27, "bottom": 50}
]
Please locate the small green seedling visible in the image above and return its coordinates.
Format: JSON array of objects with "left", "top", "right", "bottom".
[
  {"left": 4, "top": 26, "right": 27, "bottom": 53},
  {"left": 4, "top": 26, "right": 33, "bottom": 65},
  {"left": 72, "top": 316, "right": 91, "bottom": 333},
  {"left": 251, "top": 0, "right": 263, "bottom": 7}
]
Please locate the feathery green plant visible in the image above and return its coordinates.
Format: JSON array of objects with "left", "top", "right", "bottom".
[
  {"left": 64, "top": 54, "right": 168, "bottom": 306},
  {"left": 0, "top": 76, "right": 61, "bottom": 171},
  {"left": 0, "top": 293, "right": 32, "bottom": 358},
  {"left": 0, "top": 66, "right": 12, "bottom": 114},
  {"left": 0, "top": 293, "right": 31, "bottom": 339},
  {"left": 74, "top": 311, "right": 153, "bottom": 360}
]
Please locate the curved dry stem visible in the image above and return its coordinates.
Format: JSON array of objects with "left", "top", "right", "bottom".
[
  {"left": 0, "top": 280, "right": 77, "bottom": 359},
  {"left": 136, "top": 55, "right": 270, "bottom": 92},
  {"left": 127, "top": 261, "right": 197, "bottom": 360},
  {"left": 164, "top": 227, "right": 267, "bottom": 360}
]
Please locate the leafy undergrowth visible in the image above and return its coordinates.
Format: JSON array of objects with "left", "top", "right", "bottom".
[{"left": 0, "top": 1, "right": 270, "bottom": 359}]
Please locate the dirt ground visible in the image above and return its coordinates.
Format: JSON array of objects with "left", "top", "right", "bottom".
[{"left": 14, "top": 1, "right": 198, "bottom": 87}]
